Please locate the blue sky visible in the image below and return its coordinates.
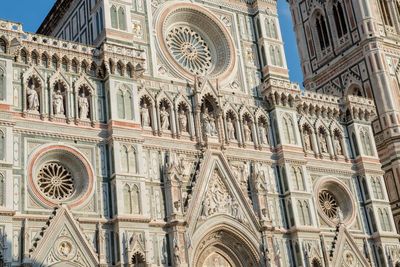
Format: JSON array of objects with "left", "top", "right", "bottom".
[{"left": 0, "top": 0, "right": 303, "bottom": 85}]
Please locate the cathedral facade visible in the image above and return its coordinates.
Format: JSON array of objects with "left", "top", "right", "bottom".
[{"left": 0, "top": 0, "right": 399, "bottom": 266}]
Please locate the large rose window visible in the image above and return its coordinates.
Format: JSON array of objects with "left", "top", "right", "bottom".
[
  {"left": 166, "top": 26, "right": 212, "bottom": 75},
  {"left": 37, "top": 162, "right": 74, "bottom": 200},
  {"left": 314, "top": 178, "right": 356, "bottom": 226},
  {"left": 28, "top": 145, "right": 94, "bottom": 208},
  {"left": 155, "top": 2, "right": 236, "bottom": 81}
]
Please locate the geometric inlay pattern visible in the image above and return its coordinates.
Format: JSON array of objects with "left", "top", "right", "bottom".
[
  {"left": 319, "top": 190, "right": 338, "bottom": 219},
  {"left": 37, "top": 162, "right": 74, "bottom": 201}
]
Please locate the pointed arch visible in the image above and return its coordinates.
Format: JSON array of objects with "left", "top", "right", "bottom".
[
  {"left": 0, "top": 130, "right": 4, "bottom": 161},
  {"left": 117, "top": 89, "right": 125, "bottom": 119},
  {"left": 297, "top": 201, "right": 305, "bottom": 225},
  {"left": 118, "top": 7, "right": 127, "bottom": 30},
  {"left": 61, "top": 57, "right": 69, "bottom": 72},
  {"left": 31, "top": 51, "right": 39, "bottom": 65},
  {"left": 125, "top": 90, "right": 133, "bottom": 120},
  {"left": 0, "top": 67, "right": 4, "bottom": 101},
  {"left": 51, "top": 55, "right": 59, "bottom": 70},
  {"left": 0, "top": 37, "right": 7, "bottom": 53},
  {"left": 20, "top": 49, "right": 28, "bottom": 64},
  {"left": 303, "top": 201, "right": 312, "bottom": 225},
  {"left": 41, "top": 53, "right": 49, "bottom": 68},
  {"left": 111, "top": 5, "right": 118, "bottom": 29},
  {"left": 378, "top": 0, "right": 393, "bottom": 26},
  {"left": 131, "top": 184, "right": 140, "bottom": 214},
  {"left": 71, "top": 58, "right": 79, "bottom": 73},
  {"left": 121, "top": 145, "right": 129, "bottom": 173},
  {"left": 123, "top": 184, "right": 132, "bottom": 213},
  {"left": 128, "top": 146, "right": 137, "bottom": 174}
]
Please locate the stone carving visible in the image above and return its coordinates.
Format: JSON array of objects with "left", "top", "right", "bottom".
[
  {"left": 141, "top": 103, "right": 150, "bottom": 127},
  {"left": 178, "top": 109, "right": 188, "bottom": 133},
  {"left": 201, "top": 170, "right": 246, "bottom": 223},
  {"left": 37, "top": 162, "right": 74, "bottom": 200},
  {"left": 258, "top": 122, "right": 269, "bottom": 145},
  {"left": 160, "top": 106, "right": 170, "bottom": 130},
  {"left": 53, "top": 89, "right": 64, "bottom": 116},
  {"left": 166, "top": 26, "right": 211, "bottom": 75},
  {"left": 319, "top": 132, "right": 328, "bottom": 153},
  {"left": 227, "top": 118, "right": 236, "bottom": 140},
  {"left": 243, "top": 121, "right": 252, "bottom": 142},
  {"left": 78, "top": 92, "right": 89, "bottom": 120},
  {"left": 202, "top": 108, "right": 217, "bottom": 137},
  {"left": 132, "top": 21, "right": 143, "bottom": 37},
  {"left": 27, "top": 83, "right": 39, "bottom": 111},
  {"left": 334, "top": 135, "right": 343, "bottom": 155},
  {"left": 303, "top": 130, "right": 312, "bottom": 151},
  {"left": 173, "top": 242, "right": 181, "bottom": 265}
]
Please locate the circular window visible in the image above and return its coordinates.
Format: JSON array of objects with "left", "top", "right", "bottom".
[
  {"left": 319, "top": 190, "right": 338, "bottom": 219},
  {"left": 314, "top": 178, "right": 356, "bottom": 226},
  {"left": 37, "top": 162, "right": 74, "bottom": 201},
  {"left": 155, "top": 3, "right": 236, "bottom": 81},
  {"left": 28, "top": 145, "right": 94, "bottom": 208}
]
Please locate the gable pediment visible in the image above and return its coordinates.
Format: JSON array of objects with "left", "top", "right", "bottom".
[{"left": 29, "top": 206, "right": 99, "bottom": 267}]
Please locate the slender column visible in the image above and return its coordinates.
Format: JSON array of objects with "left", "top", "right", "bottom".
[
  {"left": 170, "top": 107, "right": 177, "bottom": 138},
  {"left": 326, "top": 133, "right": 334, "bottom": 159},
  {"left": 310, "top": 131, "right": 318, "bottom": 158}
]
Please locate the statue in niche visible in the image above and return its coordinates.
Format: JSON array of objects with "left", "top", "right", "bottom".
[
  {"left": 258, "top": 122, "right": 269, "bottom": 145},
  {"left": 334, "top": 135, "right": 343, "bottom": 155},
  {"left": 27, "top": 83, "right": 39, "bottom": 111},
  {"left": 209, "top": 114, "right": 217, "bottom": 136},
  {"left": 202, "top": 108, "right": 213, "bottom": 136},
  {"left": 173, "top": 243, "right": 181, "bottom": 265},
  {"left": 78, "top": 92, "right": 89, "bottom": 119},
  {"left": 141, "top": 102, "right": 150, "bottom": 127},
  {"left": 53, "top": 88, "right": 64, "bottom": 115},
  {"left": 243, "top": 121, "right": 252, "bottom": 142},
  {"left": 160, "top": 106, "right": 170, "bottom": 130},
  {"left": 303, "top": 130, "right": 311, "bottom": 151},
  {"left": 227, "top": 117, "right": 236, "bottom": 140},
  {"left": 319, "top": 132, "right": 328, "bottom": 153},
  {"left": 178, "top": 109, "right": 188, "bottom": 133}
]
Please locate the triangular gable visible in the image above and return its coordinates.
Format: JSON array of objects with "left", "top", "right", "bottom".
[
  {"left": 29, "top": 205, "right": 99, "bottom": 267},
  {"left": 197, "top": 78, "right": 219, "bottom": 100},
  {"left": 186, "top": 150, "right": 260, "bottom": 235},
  {"left": 331, "top": 225, "right": 370, "bottom": 267}
]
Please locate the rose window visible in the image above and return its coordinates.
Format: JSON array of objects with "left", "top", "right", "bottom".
[
  {"left": 166, "top": 26, "right": 212, "bottom": 75},
  {"left": 319, "top": 190, "right": 338, "bottom": 219},
  {"left": 37, "top": 162, "right": 74, "bottom": 200}
]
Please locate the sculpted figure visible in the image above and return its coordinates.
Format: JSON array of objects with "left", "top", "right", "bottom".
[
  {"left": 319, "top": 132, "right": 327, "bottom": 153},
  {"left": 160, "top": 106, "right": 170, "bottom": 130},
  {"left": 209, "top": 114, "right": 217, "bottom": 136},
  {"left": 227, "top": 118, "right": 235, "bottom": 140},
  {"left": 244, "top": 121, "right": 252, "bottom": 142},
  {"left": 259, "top": 122, "right": 269, "bottom": 145},
  {"left": 178, "top": 109, "right": 187, "bottom": 133},
  {"left": 78, "top": 92, "right": 89, "bottom": 119},
  {"left": 141, "top": 103, "right": 150, "bottom": 127},
  {"left": 303, "top": 130, "right": 311, "bottom": 151},
  {"left": 202, "top": 108, "right": 212, "bottom": 136},
  {"left": 53, "top": 89, "right": 64, "bottom": 115},
  {"left": 334, "top": 135, "right": 343, "bottom": 155},
  {"left": 27, "top": 84, "right": 39, "bottom": 111}
]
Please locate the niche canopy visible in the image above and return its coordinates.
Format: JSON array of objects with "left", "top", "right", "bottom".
[{"left": 156, "top": 2, "right": 236, "bottom": 81}]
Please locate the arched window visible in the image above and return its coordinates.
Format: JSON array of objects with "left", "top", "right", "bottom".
[
  {"left": 81, "top": 61, "right": 88, "bottom": 74},
  {"left": 0, "top": 38, "right": 6, "bottom": 53},
  {"left": 117, "top": 62, "right": 124, "bottom": 76},
  {"left": 297, "top": 201, "right": 305, "bottom": 225},
  {"left": 128, "top": 146, "right": 137, "bottom": 174},
  {"left": 131, "top": 185, "right": 140, "bottom": 214},
  {"left": 283, "top": 116, "right": 295, "bottom": 144},
  {"left": 304, "top": 201, "right": 312, "bottom": 225},
  {"left": 62, "top": 57, "right": 68, "bottom": 72},
  {"left": 20, "top": 50, "right": 28, "bottom": 64},
  {"left": 368, "top": 208, "right": 377, "bottom": 232},
  {"left": 0, "top": 130, "right": 4, "bottom": 161},
  {"left": 361, "top": 177, "right": 370, "bottom": 200},
  {"left": 117, "top": 90, "right": 125, "bottom": 119},
  {"left": 118, "top": 7, "right": 127, "bottom": 31},
  {"left": 269, "top": 46, "right": 276, "bottom": 66},
  {"left": 379, "top": 0, "right": 393, "bottom": 26},
  {"left": 292, "top": 167, "right": 305, "bottom": 191},
  {"left": 31, "top": 52, "right": 38, "bottom": 65},
  {"left": 125, "top": 90, "right": 133, "bottom": 120},
  {"left": 42, "top": 54, "right": 49, "bottom": 68},
  {"left": 121, "top": 145, "right": 129, "bottom": 173},
  {"left": 380, "top": 208, "right": 392, "bottom": 231},
  {"left": 315, "top": 12, "right": 330, "bottom": 51},
  {"left": 123, "top": 184, "right": 132, "bottom": 213},
  {"left": 52, "top": 55, "right": 58, "bottom": 69},
  {"left": 132, "top": 251, "right": 146, "bottom": 266},
  {"left": 333, "top": 1, "right": 348, "bottom": 38},
  {"left": 352, "top": 132, "right": 359, "bottom": 156},
  {"left": 372, "top": 177, "right": 384, "bottom": 199},
  {"left": 0, "top": 68, "right": 4, "bottom": 101},
  {"left": 0, "top": 174, "right": 4, "bottom": 206},
  {"left": 110, "top": 6, "right": 118, "bottom": 29},
  {"left": 72, "top": 59, "right": 78, "bottom": 73},
  {"left": 275, "top": 47, "right": 283, "bottom": 67},
  {"left": 360, "top": 130, "right": 373, "bottom": 156},
  {"left": 288, "top": 201, "right": 295, "bottom": 227}
]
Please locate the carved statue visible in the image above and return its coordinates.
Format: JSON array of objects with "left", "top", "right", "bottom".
[
  {"left": 160, "top": 106, "right": 170, "bottom": 130},
  {"left": 303, "top": 130, "right": 311, "bottom": 151},
  {"left": 243, "top": 121, "right": 252, "bottom": 142},
  {"left": 319, "top": 132, "right": 327, "bottom": 153},
  {"left": 27, "top": 83, "right": 39, "bottom": 111},
  {"left": 334, "top": 135, "right": 342, "bottom": 155},
  {"left": 53, "top": 89, "right": 64, "bottom": 115},
  {"left": 173, "top": 244, "right": 181, "bottom": 265},
  {"left": 202, "top": 108, "right": 212, "bottom": 136},
  {"left": 209, "top": 114, "right": 217, "bottom": 136},
  {"left": 227, "top": 118, "right": 236, "bottom": 140},
  {"left": 258, "top": 122, "right": 269, "bottom": 145},
  {"left": 141, "top": 103, "right": 150, "bottom": 127},
  {"left": 178, "top": 109, "right": 187, "bottom": 133},
  {"left": 78, "top": 92, "right": 89, "bottom": 120}
]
